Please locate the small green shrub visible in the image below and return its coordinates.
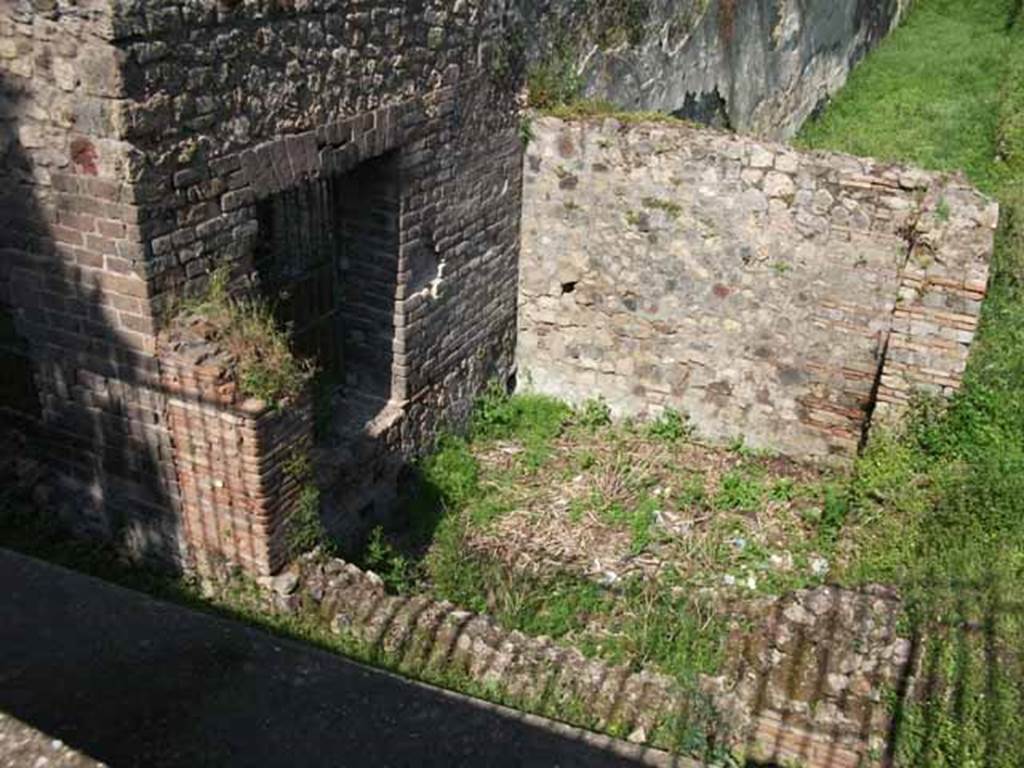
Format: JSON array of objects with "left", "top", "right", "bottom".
[
  {"left": 287, "top": 485, "right": 327, "bottom": 557},
  {"left": 526, "top": 43, "right": 583, "bottom": 109},
  {"left": 178, "top": 266, "right": 312, "bottom": 406},
  {"left": 576, "top": 396, "right": 612, "bottom": 430},
  {"left": 283, "top": 451, "right": 330, "bottom": 557},
  {"left": 675, "top": 473, "right": 708, "bottom": 511},
  {"left": 817, "top": 484, "right": 850, "bottom": 545},
  {"left": 714, "top": 469, "right": 764, "bottom": 512},
  {"left": 769, "top": 478, "right": 795, "bottom": 503},
  {"left": 519, "top": 115, "right": 535, "bottom": 146},
  {"left": 472, "top": 382, "right": 571, "bottom": 443},
  {"left": 364, "top": 527, "right": 416, "bottom": 594},
  {"left": 647, "top": 408, "right": 693, "bottom": 443}
]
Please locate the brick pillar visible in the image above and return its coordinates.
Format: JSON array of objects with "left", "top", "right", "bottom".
[
  {"left": 158, "top": 336, "right": 312, "bottom": 576},
  {"left": 874, "top": 183, "right": 996, "bottom": 422}
]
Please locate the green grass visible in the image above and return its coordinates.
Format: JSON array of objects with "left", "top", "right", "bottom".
[
  {"left": 797, "top": 0, "right": 1018, "bottom": 193},
  {"left": 405, "top": 391, "right": 736, "bottom": 758},
  {"left": 800, "top": 0, "right": 1024, "bottom": 763},
  {"left": 174, "top": 266, "right": 312, "bottom": 405}
]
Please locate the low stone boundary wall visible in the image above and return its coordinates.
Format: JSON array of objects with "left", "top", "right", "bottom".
[
  {"left": 519, "top": 116, "right": 998, "bottom": 459},
  {"left": 252, "top": 553, "right": 915, "bottom": 767},
  {"left": 280, "top": 553, "right": 687, "bottom": 742}
]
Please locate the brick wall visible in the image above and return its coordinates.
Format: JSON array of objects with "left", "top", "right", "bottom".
[
  {"left": 2, "top": 0, "right": 524, "bottom": 573},
  {"left": 1, "top": 0, "right": 180, "bottom": 563},
  {"left": 519, "top": 116, "right": 998, "bottom": 460},
  {"left": 159, "top": 328, "right": 312, "bottom": 576},
  {"left": 875, "top": 184, "right": 995, "bottom": 418}
]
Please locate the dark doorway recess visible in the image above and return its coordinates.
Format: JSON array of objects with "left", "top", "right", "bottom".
[{"left": 254, "top": 151, "right": 402, "bottom": 437}]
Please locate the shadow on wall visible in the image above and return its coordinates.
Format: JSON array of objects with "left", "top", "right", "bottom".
[{"left": 0, "top": 70, "right": 182, "bottom": 567}]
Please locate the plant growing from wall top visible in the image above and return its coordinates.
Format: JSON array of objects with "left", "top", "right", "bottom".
[{"left": 176, "top": 266, "right": 314, "bottom": 406}]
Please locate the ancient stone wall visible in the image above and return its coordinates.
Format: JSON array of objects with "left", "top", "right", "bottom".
[
  {"left": 1, "top": 0, "right": 524, "bottom": 573},
  {"left": 266, "top": 552, "right": 913, "bottom": 767},
  {"left": 519, "top": 0, "right": 910, "bottom": 139},
  {"left": 519, "top": 117, "right": 997, "bottom": 459},
  {"left": 0, "top": 0, "right": 181, "bottom": 562}
]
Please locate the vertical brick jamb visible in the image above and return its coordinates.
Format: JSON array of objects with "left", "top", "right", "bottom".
[{"left": 873, "top": 179, "right": 998, "bottom": 427}]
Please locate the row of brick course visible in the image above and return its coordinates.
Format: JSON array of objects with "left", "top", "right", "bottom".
[{"left": 158, "top": 322, "right": 313, "bottom": 575}]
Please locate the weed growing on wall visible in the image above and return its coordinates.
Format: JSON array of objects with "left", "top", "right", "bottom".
[
  {"left": 283, "top": 451, "right": 329, "bottom": 558},
  {"left": 526, "top": 42, "right": 584, "bottom": 110},
  {"left": 177, "top": 266, "right": 313, "bottom": 406}
]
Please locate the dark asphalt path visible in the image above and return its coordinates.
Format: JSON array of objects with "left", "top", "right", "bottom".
[{"left": 0, "top": 549, "right": 683, "bottom": 768}]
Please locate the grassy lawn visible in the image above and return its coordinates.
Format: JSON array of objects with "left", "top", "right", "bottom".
[
  {"left": 797, "top": 0, "right": 1017, "bottom": 192},
  {"left": 798, "top": 0, "right": 1024, "bottom": 764}
]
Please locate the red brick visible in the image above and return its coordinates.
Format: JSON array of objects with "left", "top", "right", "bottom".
[
  {"left": 119, "top": 311, "right": 155, "bottom": 335},
  {"left": 96, "top": 218, "right": 127, "bottom": 239},
  {"left": 104, "top": 255, "right": 134, "bottom": 275},
  {"left": 85, "top": 233, "right": 116, "bottom": 255},
  {"left": 56, "top": 209, "right": 96, "bottom": 233},
  {"left": 52, "top": 225, "right": 84, "bottom": 246}
]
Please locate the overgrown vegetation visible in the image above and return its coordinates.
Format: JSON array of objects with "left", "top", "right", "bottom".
[
  {"left": 529, "top": 94, "right": 696, "bottom": 127},
  {"left": 800, "top": 0, "right": 1024, "bottom": 763},
  {"left": 176, "top": 267, "right": 312, "bottom": 405},
  {"left": 525, "top": 38, "right": 584, "bottom": 110},
  {"left": 352, "top": 384, "right": 860, "bottom": 758},
  {"left": 283, "top": 451, "right": 330, "bottom": 558}
]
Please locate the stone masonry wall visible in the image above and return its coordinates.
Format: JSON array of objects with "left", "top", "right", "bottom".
[
  {"left": 519, "top": 0, "right": 910, "bottom": 139},
  {"left": 114, "top": 1, "right": 524, "bottom": 558},
  {"left": 268, "top": 552, "right": 913, "bottom": 767},
  {"left": 0, "top": 0, "right": 181, "bottom": 563},
  {"left": 519, "top": 117, "right": 997, "bottom": 459},
  {"left": 1, "top": 0, "right": 524, "bottom": 573}
]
